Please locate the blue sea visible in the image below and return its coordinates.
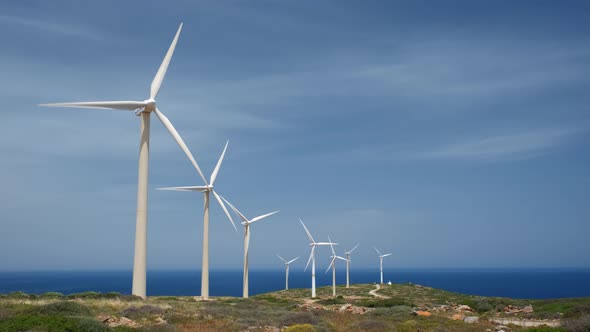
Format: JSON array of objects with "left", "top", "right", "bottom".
[{"left": 1, "top": 269, "right": 589, "bottom": 299}]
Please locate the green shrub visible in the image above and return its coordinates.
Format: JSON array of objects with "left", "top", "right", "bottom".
[
  {"left": 120, "top": 305, "right": 164, "bottom": 319},
  {"left": 522, "top": 328, "right": 566, "bottom": 332},
  {"left": 284, "top": 324, "right": 317, "bottom": 332},
  {"left": 67, "top": 291, "right": 101, "bottom": 299},
  {"left": 0, "top": 314, "right": 108, "bottom": 332},
  {"left": 26, "top": 301, "right": 91, "bottom": 316},
  {"left": 6, "top": 291, "right": 30, "bottom": 299},
  {"left": 317, "top": 296, "right": 346, "bottom": 305},
  {"left": 104, "top": 292, "right": 122, "bottom": 299},
  {"left": 355, "top": 298, "right": 414, "bottom": 308},
  {"left": 356, "top": 319, "right": 390, "bottom": 331},
  {"left": 562, "top": 314, "right": 590, "bottom": 332},
  {"left": 279, "top": 312, "right": 318, "bottom": 326},
  {"left": 40, "top": 292, "right": 65, "bottom": 299}
]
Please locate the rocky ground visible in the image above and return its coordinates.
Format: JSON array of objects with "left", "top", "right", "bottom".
[{"left": 0, "top": 283, "right": 588, "bottom": 331}]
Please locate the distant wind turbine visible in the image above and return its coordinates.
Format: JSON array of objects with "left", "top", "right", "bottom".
[
  {"left": 326, "top": 236, "right": 348, "bottom": 297},
  {"left": 277, "top": 255, "right": 299, "bottom": 290},
  {"left": 158, "top": 141, "right": 237, "bottom": 300},
  {"left": 39, "top": 23, "right": 196, "bottom": 299},
  {"left": 221, "top": 196, "right": 278, "bottom": 298},
  {"left": 344, "top": 244, "right": 359, "bottom": 288},
  {"left": 374, "top": 247, "right": 392, "bottom": 284},
  {"left": 300, "top": 219, "right": 337, "bottom": 298}
]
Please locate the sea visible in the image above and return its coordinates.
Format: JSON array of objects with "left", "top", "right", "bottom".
[{"left": 1, "top": 269, "right": 589, "bottom": 299}]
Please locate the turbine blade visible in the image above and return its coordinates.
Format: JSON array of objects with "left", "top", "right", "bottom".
[
  {"left": 336, "top": 256, "right": 348, "bottom": 262},
  {"left": 154, "top": 108, "right": 208, "bottom": 185},
  {"left": 348, "top": 244, "right": 360, "bottom": 254},
  {"left": 250, "top": 210, "right": 279, "bottom": 223},
  {"left": 288, "top": 257, "right": 300, "bottom": 264},
  {"left": 316, "top": 242, "right": 338, "bottom": 246},
  {"left": 383, "top": 253, "right": 392, "bottom": 257},
  {"left": 374, "top": 247, "right": 382, "bottom": 256},
  {"left": 299, "top": 219, "right": 315, "bottom": 243},
  {"left": 210, "top": 140, "right": 228, "bottom": 186},
  {"left": 304, "top": 246, "right": 315, "bottom": 271},
  {"left": 276, "top": 254, "right": 287, "bottom": 263},
  {"left": 212, "top": 190, "right": 237, "bottom": 232},
  {"left": 220, "top": 195, "right": 249, "bottom": 223},
  {"left": 39, "top": 101, "right": 146, "bottom": 111},
  {"left": 150, "top": 23, "right": 183, "bottom": 99},
  {"left": 326, "top": 257, "right": 335, "bottom": 274},
  {"left": 328, "top": 236, "right": 336, "bottom": 256},
  {"left": 157, "top": 186, "right": 208, "bottom": 191}
]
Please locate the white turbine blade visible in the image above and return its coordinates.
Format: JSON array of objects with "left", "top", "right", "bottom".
[
  {"left": 287, "top": 257, "right": 300, "bottom": 264},
  {"left": 210, "top": 140, "right": 228, "bottom": 186},
  {"left": 374, "top": 247, "right": 382, "bottom": 256},
  {"left": 316, "top": 242, "right": 338, "bottom": 246},
  {"left": 325, "top": 257, "right": 335, "bottom": 274},
  {"left": 220, "top": 195, "right": 249, "bottom": 223},
  {"left": 328, "top": 236, "right": 336, "bottom": 256},
  {"left": 212, "top": 190, "right": 237, "bottom": 232},
  {"left": 304, "top": 246, "right": 315, "bottom": 271},
  {"left": 336, "top": 256, "right": 348, "bottom": 262},
  {"left": 150, "top": 23, "right": 183, "bottom": 99},
  {"left": 157, "top": 185, "right": 208, "bottom": 191},
  {"left": 39, "top": 101, "right": 146, "bottom": 111},
  {"left": 299, "top": 219, "right": 315, "bottom": 243},
  {"left": 250, "top": 210, "right": 279, "bottom": 224},
  {"left": 276, "top": 254, "right": 288, "bottom": 263},
  {"left": 153, "top": 108, "right": 208, "bottom": 185},
  {"left": 348, "top": 244, "right": 360, "bottom": 255},
  {"left": 382, "top": 253, "right": 393, "bottom": 257}
]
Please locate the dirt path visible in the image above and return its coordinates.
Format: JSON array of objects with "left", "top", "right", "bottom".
[{"left": 369, "top": 284, "right": 388, "bottom": 299}]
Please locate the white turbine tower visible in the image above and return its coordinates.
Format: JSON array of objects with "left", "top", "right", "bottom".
[
  {"left": 344, "top": 244, "right": 359, "bottom": 288},
  {"left": 39, "top": 23, "right": 197, "bottom": 298},
  {"left": 326, "top": 237, "right": 348, "bottom": 297},
  {"left": 276, "top": 255, "right": 299, "bottom": 290},
  {"left": 158, "top": 141, "right": 237, "bottom": 300},
  {"left": 221, "top": 197, "right": 278, "bottom": 298},
  {"left": 300, "top": 219, "right": 337, "bottom": 298},
  {"left": 374, "top": 247, "right": 392, "bottom": 284}
]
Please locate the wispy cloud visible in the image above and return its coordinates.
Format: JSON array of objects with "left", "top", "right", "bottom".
[
  {"left": 414, "top": 127, "right": 581, "bottom": 162},
  {"left": 0, "top": 14, "right": 102, "bottom": 40}
]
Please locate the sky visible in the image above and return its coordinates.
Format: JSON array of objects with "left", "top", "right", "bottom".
[{"left": 0, "top": 0, "right": 589, "bottom": 271}]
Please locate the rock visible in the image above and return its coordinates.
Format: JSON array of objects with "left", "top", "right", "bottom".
[
  {"left": 339, "top": 304, "right": 352, "bottom": 312},
  {"left": 154, "top": 317, "right": 167, "bottom": 325},
  {"left": 414, "top": 310, "right": 431, "bottom": 317},
  {"left": 457, "top": 304, "right": 474, "bottom": 312},
  {"left": 451, "top": 313, "right": 465, "bottom": 321},
  {"left": 523, "top": 305, "right": 534, "bottom": 313},
  {"left": 101, "top": 316, "right": 140, "bottom": 328},
  {"left": 495, "top": 325, "right": 510, "bottom": 331},
  {"left": 464, "top": 316, "right": 479, "bottom": 324}
]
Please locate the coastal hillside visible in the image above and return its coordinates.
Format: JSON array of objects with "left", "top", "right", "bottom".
[{"left": 1, "top": 283, "right": 589, "bottom": 331}]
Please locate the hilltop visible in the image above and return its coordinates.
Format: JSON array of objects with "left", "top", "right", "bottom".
[{"left": 1, "top": 283, "right": 589, "bottom": 331}]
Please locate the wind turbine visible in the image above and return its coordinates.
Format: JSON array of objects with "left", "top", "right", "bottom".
[
  {"left": 39, "top": 23, "right": 197, "bottom": 299},
  {"left": 276, "top": 255, "right": 299, "bottom": 290},
  {"left": 374, "top": 247, "right": 392, "bottom": 284},
  {"left": 344, "top": 244, "right": 359, "bottom": 288},
  {"left": 326, "top": 237, "right": 348, "bottom": 297},
  {"left": 158, "top": 141, "right": 237, "bottom": 300},
  {"left": 300, "top": 219, "right": 337, "bottom": 298},
  {"left": 221, "top": 197, "right": 278, "bottom": 298}
]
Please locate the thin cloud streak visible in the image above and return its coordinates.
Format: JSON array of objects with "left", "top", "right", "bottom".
[
  {"left": 0, "top": 14, "right": 103, "bottom": 40},
  {"left": 414, "top": 127, "right": 581, "bottom": 162}
]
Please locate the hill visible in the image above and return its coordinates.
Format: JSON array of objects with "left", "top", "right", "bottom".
[{"left": 1, "top": 283, "right": 589, "bottom": 331}]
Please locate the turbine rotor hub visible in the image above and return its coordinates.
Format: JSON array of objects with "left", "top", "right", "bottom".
[{"left": 144, "top": 99, "right": 156, "bottom": 112}]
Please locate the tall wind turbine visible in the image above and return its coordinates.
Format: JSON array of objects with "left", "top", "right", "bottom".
[
  {"left": 276, "top": 255, "right": 299, "bottom": 290},
  {"left": 158, "top": 141, "right": 237, "bottom": 300},
  {"left": 374, "top": 247, "right": 392, "bottom": 284},
  {"left": 39, "top": 24, "right": 197, "bottom": 298},
  {"left": 344, "top": 244, "right": 359, "bottom": 288},
  {"left": 221, "top": 197, "right": 278, "bottom": 298},
  {"left": 300, "top": 219, "right": 337, "bottom": 298},
  {"left": 326, "top": 237, "right": 348, "bottom": 297}
]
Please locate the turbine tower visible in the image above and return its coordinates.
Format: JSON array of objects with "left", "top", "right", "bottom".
[
  {"left": 221, "top": 197, "right": 278, "bottom": 298},
  {"left": 158, "top": 141, "right": 237, "bottom": 300},
  {"left": 344, "top": 244, "right": 359, "bottom": 288},
  {"left": 326, "top": 237, "right": 348, "bottom": 297},
  {"left": 276, "top": 255, "right": 299, "bottom": 290},
  {"left": 300, "top": 219, "right": 337, "bottom": 298},
  {"left": 374, "top": 247, "right": 392, "bottom": 284},
  {"left": 39, "top": 24, "right": 195, "bottom": 298}
]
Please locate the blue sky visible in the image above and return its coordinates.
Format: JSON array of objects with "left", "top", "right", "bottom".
[{"left": 0, "top": 0, "right": 589, "bottom": 271}]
